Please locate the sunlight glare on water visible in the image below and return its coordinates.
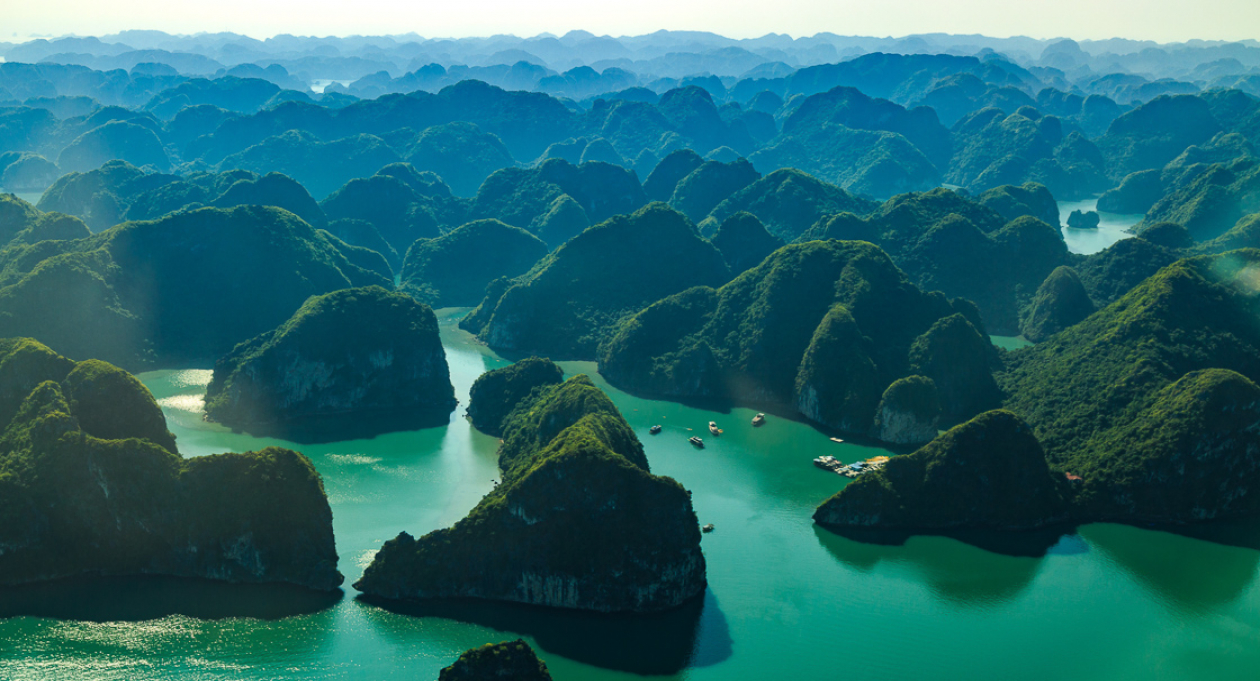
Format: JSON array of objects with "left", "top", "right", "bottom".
[{"left": 1, "top": 309, "right": 1257, "bottom": 681}]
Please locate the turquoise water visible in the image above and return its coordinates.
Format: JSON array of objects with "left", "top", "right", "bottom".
[
  {"left": 990, "top": 335, "right": 1033, "bottom": 351},
  {"left": 1, "top": 309, "right": 1258, "bottom": 680},
  {"left": 1058, "top": 198, "right": 1144, "bottom": 255}
]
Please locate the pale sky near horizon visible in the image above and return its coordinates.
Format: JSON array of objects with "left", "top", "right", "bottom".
[{"left": 7, "top": 0, "right": 1260, "bottom": 44}]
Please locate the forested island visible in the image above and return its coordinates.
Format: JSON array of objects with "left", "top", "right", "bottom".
[
  {"left": 204, "top": 285, "right": 456, "bottom": 433},
  {"left": 0, "top": 338, "right": 342, "bottom": 590},
  {"left": 355, "top": 372, "right": 706, "bottom": 612}
]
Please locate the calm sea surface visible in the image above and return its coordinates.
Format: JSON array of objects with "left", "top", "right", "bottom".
[{"left": 1, "top": 311, "right": 1256, "bottom": 680}]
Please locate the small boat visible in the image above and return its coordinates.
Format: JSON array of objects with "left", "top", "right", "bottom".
[
  {"left": 752, "top": 413, "right": 766, "bottom": 427},
  {"left": 830, "top": 437, "right": 845, "bottom": 444},
  {"left": 709, "top": 421, "right": 722, "bottom": 436},
  {"left": 649, "top": 425, "right": 662, "bottom": 435},
  {"left": 702, "top": 524, "right": 715, "bottom": 533},
  {"left": 689, "top": 436, "right": 705, "bottom": 448}
]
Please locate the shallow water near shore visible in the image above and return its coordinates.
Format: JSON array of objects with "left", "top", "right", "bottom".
[{"left": 0, "top": 309, "right": 1257, "bottom": 680}]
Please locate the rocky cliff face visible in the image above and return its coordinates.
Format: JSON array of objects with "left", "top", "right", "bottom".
[
  {"left": 355, "top": 375, "right": 706, "bottom": 613},
  {"left": 793, "top": 305, "right": 881, "bottom": 432},
  {"left": 815, "top": 410, "right": 1072, "bottom": 530},
  {"left": 205, "top": 286, "right": 455, "bottom": 429},
  {"left": 872, "top": 376, "right": 941, "bottom": 445},
  {"left": 438, "top": 640, "right": 553, "bottom": 681},
  {"left": 0, "top": 338, "right": 342, "bottom": 591},
  {"left": 908, "top": 313, "right": 1001, "bottom": 425}
]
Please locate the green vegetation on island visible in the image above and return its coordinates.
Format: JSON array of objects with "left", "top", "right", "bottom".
[
  {"left": 872, "top": 376, "right": 941, "bottom": 445},
  {"left": 999, "top": 250, "right": 1260, "bottom": 523},
  {"left": 461, "top": 202, "right": 729, "bottom": 359},
  {"left": 354, "top": 375, "right": 705, "bottom": 613},
  {"left": 0, "top": 205, "right": 388, "bottom": 369},
  {"left": 466, "top": 357, "right": 565, "bottom": 436},
  {"left": 801, "top": 188, "right": 1069, "bottom": 333},
  {"left": 707, "top": 211, "right": 783, "bottom": 274},
  {"left": 1019, "top": 266, "right": 1096, "bottom": 342},
  {"left": 467, "top": 159, "right": 646, "bottom": 247},
  {"left": 406, "top": 122, "right": 517, "bottom": 197},
  {"left": 438, "top": 640, "right": 553, "bottom": 681},
  {"left": 815, "top": 410, "right": 1072, "bottom": 530},
  {"left": 204, "top": 286, "right": 455, "bottom": 430},
  {"left": 399, "top": 219, "right": 549, "bottom": 308},
  {"left": 667, "top": 158, "right": 760, "bottom": 223},
  {"left": 703, "top": 168, "right": 878, "bottom": 241},
  {"left": 600, "top": 239, "right": 997, "bottom": 437},
  {"left": 0, "top": 338, "right": 342, "bottom": 590},
  {"left": 976, "top": 182, "right": 1060, "bottom": 227}
]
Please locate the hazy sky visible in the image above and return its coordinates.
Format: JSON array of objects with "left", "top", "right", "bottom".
[{"left": 8, "top": 0, "right": 1260, "bottom": 43}]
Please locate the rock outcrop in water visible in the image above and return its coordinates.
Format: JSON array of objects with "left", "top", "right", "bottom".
[
  {"left": 0, "top": 338, "right": 342, "bottom": 590},
  {"left": 355, "top": 374, "right": 706, "bottom": 613},
  {"left": 204, "top": 286, "right": 454, "bottom": 430},
  {"left": 1066, "top": 209, "right": 1100, "bottom": 229},
  {"left": 815, "top": 410, "right": 1072, "bottom": 530},
  {"left": 438, "top": 640, "right": 553, "bottom": 681},
  {"left": 466, "top": 357, "right": 564, "bottom": 436}
]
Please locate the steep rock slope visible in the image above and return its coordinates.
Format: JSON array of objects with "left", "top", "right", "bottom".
[
  {"left": 204, "top": 286, "right": 455, "bottom": 429},
  {"left": 355, "top": 375, "right": 706, "bottom": 612},
  {"left": 0, "top": 338, "right": 342, "bottom": 590}
]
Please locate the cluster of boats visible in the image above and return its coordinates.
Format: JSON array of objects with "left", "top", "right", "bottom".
[
  {"left": 813, "top": 455, "right": 890, "bottom": 478},
  {"left": 647, "top": 413, "right": 769, "bottom": 449}
]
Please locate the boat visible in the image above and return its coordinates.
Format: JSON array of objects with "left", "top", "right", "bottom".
[
  {"left": 709, "top": 421, "right": 722, "bottom": 436},
  {"left": 649, "top": 425, "right": 662, "bottom": 435},
  {"left": 813, "top": 455, "right": 840, "bottom": 471},
  {"left": 830, "top": 437, "right": 845, "bottom": 444},
  {"left": 689, "top": 436, "right": 705, "bottom": 448},
  {"left": 752, "top": 413, "right": 766, "bottom": 427},
  {"left": 702, "top": 524, "right": 715, "bottom": 533}
]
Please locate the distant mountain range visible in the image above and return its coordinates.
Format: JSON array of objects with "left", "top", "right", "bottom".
[{"left": 2, "top": 30, "right": 1258, "bottom": 102}]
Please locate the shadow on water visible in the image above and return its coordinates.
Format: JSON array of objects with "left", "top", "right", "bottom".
[
  {"left": 357, "top": 589, "right": 732, "bottom": 675},
  {"left": 224, "top": 406, "right": 456, "bottom": 445},
  {"left": 592, "top": 373, "right": 919, "bottom": 451},
  {"left": 815, "top": 522, "right": 1078, "bottom": 558},
  {"left": 1154, "top": 515, "right": 1260, "bottom": 552},
  {"left": 1084, "top": 522, "right": 1260, "bottom": 615},
  {"left": 813, "top": 525, "right": 1063, "bottom": 607},
  {"left": 0, "top": 575, "right": 343, "bottom": 621}
]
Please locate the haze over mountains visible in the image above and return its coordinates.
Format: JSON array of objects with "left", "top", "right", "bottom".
[{"left": 3, "top": 29, "right": 1260, "bottom": 102}]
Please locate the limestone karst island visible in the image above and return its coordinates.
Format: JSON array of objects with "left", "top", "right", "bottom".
[{"left": 2, "top": 1, "right": 1260, "bottom": 678}]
